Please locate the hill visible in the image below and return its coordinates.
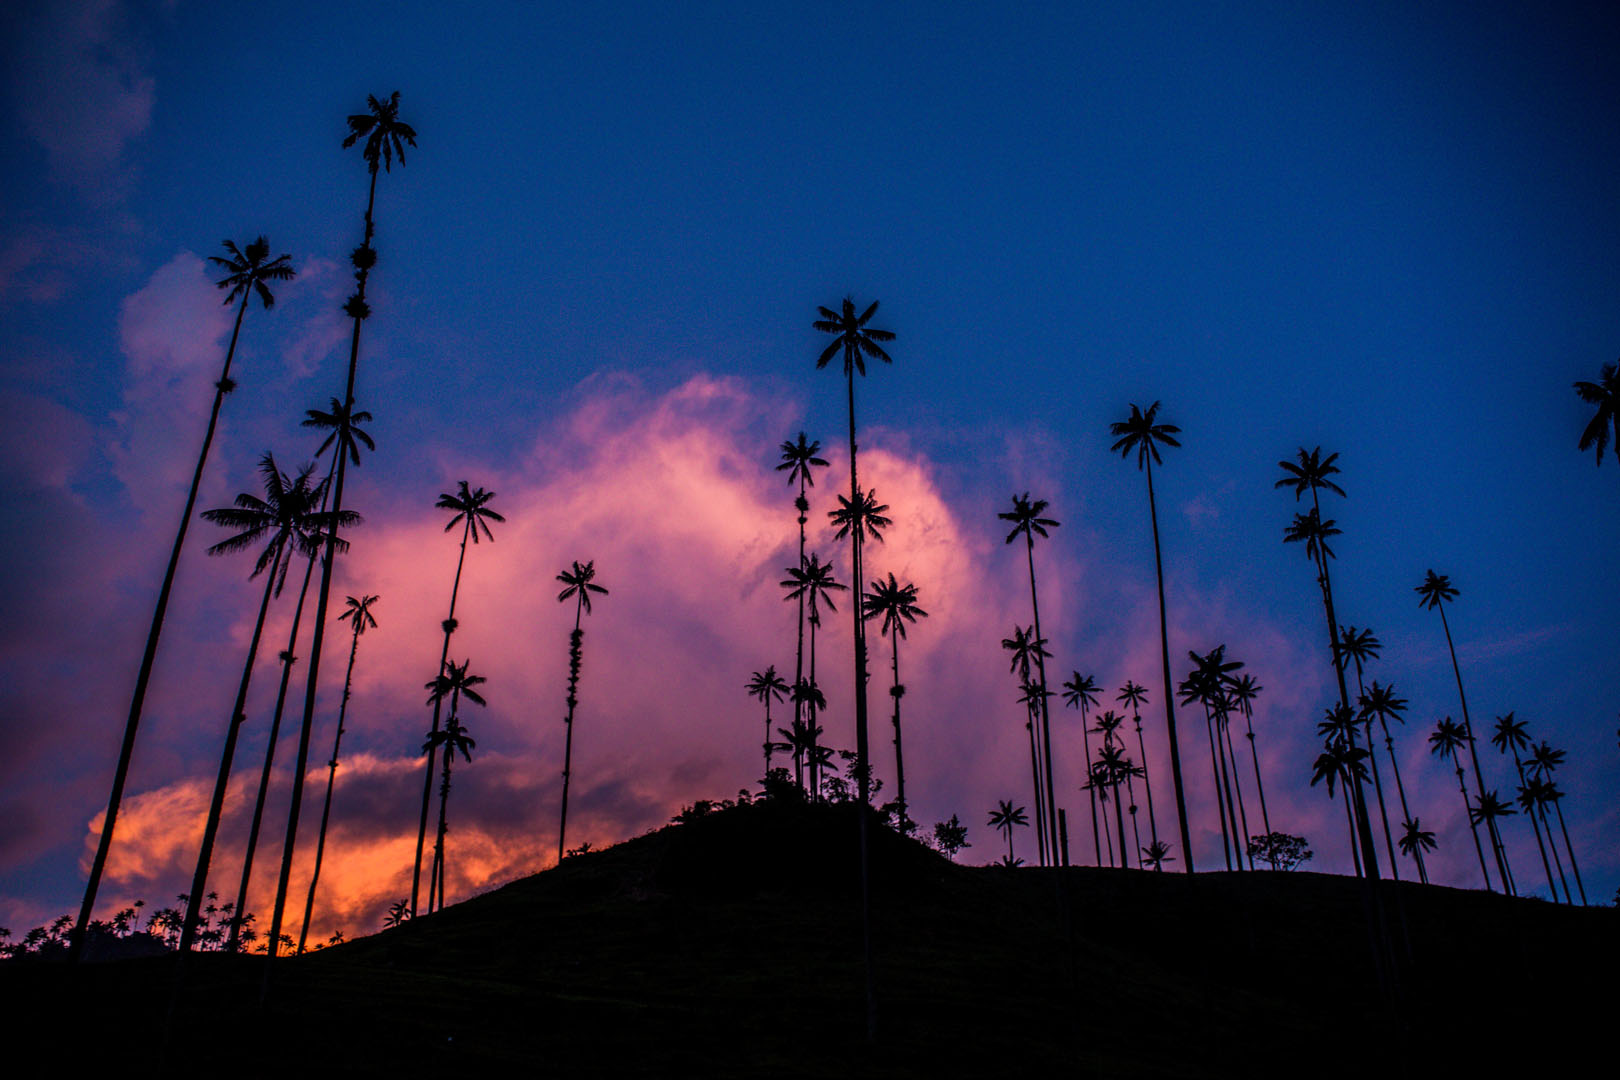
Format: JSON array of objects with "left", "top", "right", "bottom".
[{"left": 4, "top": 797, "right": 1613, "bottom": 1077}]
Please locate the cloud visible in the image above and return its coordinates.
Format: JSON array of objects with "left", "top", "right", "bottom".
[{"left": 10, "top": 0, "right": 155, "bottom": 201}]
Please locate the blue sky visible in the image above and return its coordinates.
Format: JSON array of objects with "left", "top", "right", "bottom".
[{"left": 2, "top": 1, "right": 1616, "bottom": 932}]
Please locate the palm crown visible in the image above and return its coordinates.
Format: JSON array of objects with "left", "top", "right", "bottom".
[
  {"left": 1275, "top": 447, "right": 1346, "bottom": 501},
  {"left": 813, "top": 297, "right": 894, "bottom": 376},
  {"left": 1490, "top": 712, "right": 1530, "bottom": 754},
  {"left": 1117, "top": 681, "right": 1149, "bottom": 710},
  {"left": 1573, "top": 360, "right": 1619, "bottom": 465},
  {"left": 781, "top": 554, "right": 845, "bottom": 623},
  {"left": 1001, "top": 626, "right": 1050, "bottom": 682},
  {"left": 747, "top": 667, "right": 789, "bottom": 705},
  {"left": 424, "top": 659, "right": 487, "bottom": 711},
  {"left": 1109, "top": 401, "right": 1181, "bottom": 469},
  {"left": 862, "top": 574, "right": 927, "bottom": 638},
  {"left": 437, "top": 481, "right": 505, "bottom": 543},
  {"left": 557, "top": 561, "right": 609, "bottom": 613},
  {"left": 201, "top": 455, "right": 354, "bottom": 594},
  {"left": 210, "top": 237, "right": 295, "bottom": 310},
  {"left": 829, "top": 489, "right": 891, "bottom": 543},
  {"left": 303, "top": 398, "right": 376, "bottom": 467},
  {"left": 1415, "top": 569, "right": 1458, "bottom": 610},
  {"left": 999, "top": 493, "right": 1059, "bottom": 546},
  {"left": 1062, "top": 672, "right": 1100, "bottom": 712},
  {"left": 343, "top": 91, "right": 417, "bottom": 174},
  {"left": 777, "top": 433, "right": 829, "bottom": 488},
  {"left": 339, "top": 594, "right": 380, "bottom": 636},
  {"left": 1283, "top": 508, "right": 1340, "bottom": 564}
]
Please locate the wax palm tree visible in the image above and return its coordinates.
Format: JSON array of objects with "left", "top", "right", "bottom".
[
  {"left": 1573, "top": 360, "right": 1619, "bottom": 466},
  {"left": 747, "top": 667, "right": 790, "bottom": 775},
  {"left": 987, "top": 801, "right": 1029, "bottom": 863},
  {"left": 422, "top": 659, "right": 486, "bottom": 910},
  {"left": 1491, "top": 713, "right": 1560, "bottom": 901},
  {"left": 862, "top": 573, "right": 927, "bottom": 827},
  {"left": 1398, "top": 818, "right": 1437, "bottom": 885},
  {"left": 1278, "top": 445, "right": 1381, "bottom": 880},
  {"left": 1527, "top": 742, "right": 1586, "bottom": 904},
  {"left": 1005, "top": 627, "right": 1052, "bottom": 865},
  {"left": 424, "top": 705, "right": 478, "bottom": 911},
  {"left": 1110, "top": 402, "right": 1190, "bottom": 870},
  {"left": 411, "top": 482, "right": 504, "bottom": 917},
  {"left": 781, "top": 554, "right": 845, "bottom": 799},
  {"left": 777, "top": 433, "right": 828, "bottom": 741},
  {"left": 1226, "top": 673, "right": 1272, "bottom": 839},
  {"left": 1181, "top": 649, "right": 1245, "bottom": 871},
  {"left": 1429, "top": 717, "right": 1493, "bottom": 889},
  {"left": 1333, "top": 625, "right": 1398, "bottom": 877},
  {"left": 1470, "top": 790, "right": 1518, "bottom": 895},
  {"left": 1359, "top": 680, "right": 1417, "bottom": 879},
  {"left": 264, "top": 93, "right": 415, "bottom": 980},
  {"left": 773, "top": 715, "right": 822, "bottom": 792},
  {"left": 555, "top": 561, "right": 607, "bottom": 864},
  {"left": 1415, "top": 570, "right": 1494, "bottom": 840},
  {"left": 1001, "top": 493, "right": 1061, "bottom": 865},
  {"left": 1312, "top": 704, "right": 1368, "bottom": 876},
  {"left": 225, "top": 399, "right": 375, "bottom": 952},
  {"left": 1118, "top": 681, "right": 1161, "bottom": 858},
  {"left": 178, "top": 456, "right": 347, "bottom": 955},
  {"left": 1141, "top": 839, "right": 1175, "bottom": 871},
  {"left": 1061, "top": 672, "right": 1102, "bottom": 866},
  {"left": 296, "top": 594, "right": 379, "bottom": 952},
  {"left": 73, "top": 237, "right": 296, "bottom": 958},
  {"left": 1091, "top": 742, "right": 1134, "bottom": 867},
  {"left": 1310, "top": 736, "right": 1371, "bottom": 865}
]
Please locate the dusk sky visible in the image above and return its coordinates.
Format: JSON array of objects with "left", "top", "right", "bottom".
[{"left": 2, "top": 1, "right": 1617, "bottom": 940}]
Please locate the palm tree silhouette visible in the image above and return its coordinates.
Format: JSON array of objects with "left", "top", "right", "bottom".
[
  {"left": 225, "top": 398, "right": 375, "bottom": 953},
  {"left": 862, "top": 573, "right": 927, "bottom": 828},
  {"left": 1141, "top": 839, "right": 1175, "bottom": 871},
  {"left": 1277, "top": 446, "right": 1381, "bottom": 880},
  {"left": 1109, "top": 402, "right": 1190, "bottom": 871},
  {"left": 1226, "top": 673, "right": 1272, "bottom": 841},
  {"left": 1469, "top": 790, "right": 1518, "bottom": 895},
  {"left": 424, "top": 660, "right": 482, "bottom": 910},
  {"left": 1061, "top": 672, "right": 1103, "bottom": 866},
  {"left": 297, "top": 593, "right": 379, "bottom": 952},
  {"left": 1526, "top": 741, "right": 1586, "bottom": 904},
  {"left": 781, "top": 554, "right": 845, "bottom": 799},
  {"left": 813, "top": 296, "right": 893, "bottom": 1040},
  {"left": 1004, "top": 627, "right": 1052, "bottom": 865},
  {"left": 1573, "top": 360, "right": 1619, "bottom": 466},
  {"left": 1490, "top": 713, "right": 1560, "bottom": 901},
  {"left": 1001, "top": 494, "right": 1061, "bottom": 864},
  {"left": 1336, "top": 626, "right": 1399, "bottom": 879},
  {"left": 1429, "top": 717, "right": 1493, "bottom": 889},
  {"left": 777, "top": 433, "right": 829, "bottom": 745},
  {"left": 555, "top": 561, "right": 608, "bottom": 863},
  {"left": 1359, "top": 681, "right": 1416, "bottom": 880},
  {"left": 412, "top": 482, "right": 504, "bottom": 917},
  {"left": 1397, "top": 818, "right": 1437, "bottom": 885},
  {"left": 1118, "top": 681, "right": 1161, "bottom": 859},
  {"left": 263, "top": 92, "right": 415, "bottom": 980},
  {"left": 73, "top": 236, "right": 295, "bottom": 959},
  {"left": 987, "top": 800, "right": 1029, "bottom": 864},
  {"left": 1180, "top": 648, "right": 1245, "bottom": 871},
  {"left": 1415, "top": 570, "right": 1496, "bottom": 865},
  {"left": 178, "top": 455, "right": 347, "bottom": 955},
  {"left": 747, "top": 667, "right": 790, "bottom": 776}
]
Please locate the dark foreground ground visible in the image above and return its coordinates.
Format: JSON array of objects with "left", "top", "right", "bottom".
[{"left": 5, "top": 799, "right": 1614, "bottom": 1077}]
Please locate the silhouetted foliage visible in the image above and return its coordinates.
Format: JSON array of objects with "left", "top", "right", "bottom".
[
  {"left": 1248, "top": 833, "right": 1313, "bottom": 871},
  {"left": 932, "top": 815, "right": 970, "bottom": 861}
]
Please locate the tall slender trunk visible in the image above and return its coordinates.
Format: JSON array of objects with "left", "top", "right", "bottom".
[
  {"left": 1112, "top": 771, "right": 1128, "bottom": 869},
  {"left": 1022, "top": 537, "right": 1060, "bottom": 865},
  {"left": 1551, "top": 801, "right": 1585, "bottom": 904},
  {"left": 1133, "top": 707, "right": 1160, "bottom": 850},
  {"left": 1125, "top": 772, "right": 1143, "bottom": 868},
  {"left": 1025, "top": 702, "right": 1049, "bottom": 868},
  {"left": 761, "top": 694, "right": 774, "bottom": 777},
  {"left": 74, "top": 288, "right": 253, "bottom": 960},
  {"left": 262, "top": 167, "right": 379, "bottom": 993},
  {"left": 1455, "top": 762, "right": 1492, "bottom": 889},
  {"left": 1203, "top": 707, "right": 1231, "bottom": 870},
  {"left": 889, "top": 629, "right": 907, "bottom": 824},
  {"left": 431, "top": 730, "right": 456, "bottom": 910},
  {"left": 179, "top": 547, "right": 284, "bottom": 955},
  {"left": 1342, "top": 786, "right": 1363, "bottom": 878},
  {"left": 1509, "top": 749, "right": 1559, "bottom": 901},
  {"left": 413, "top": 515, "right": 473, "bottom": 915},
  {"left": 557, "top": 597, "right": 585, "bottom": 864},
  {"left": 1378, "top": 715, "right": 1415, "bottom": 868},
  {"left": 1437, "top": 605, "right": 1492, "bottom": 833},
  {"left": 1539, "top": 804, "right": 1572, "bottom": 902},
  {"left": 1144, "top": 458, "right": 1192, "bottom": 871},
  {"left": 227, "top": 456, "right": 336, "bottom": 952},
  {"left": 1220, "top": 716, "right": 1252, "bottom": 869},
  {"left": 296, "top": 619, "right": 363, "bottom": 953},
  {"left": 792, "top": 481, "right": 808, "bottom": 762},
  {"left": 1241, "top": 705, "right": 1272, "bottom": 837},
  {"left": 806, "top": 614, "right": 819, "bottom": 797}
]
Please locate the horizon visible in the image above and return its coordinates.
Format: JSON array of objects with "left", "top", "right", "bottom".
[{"left": 2, "top": 1, "right": 1617, "bottom": 943}]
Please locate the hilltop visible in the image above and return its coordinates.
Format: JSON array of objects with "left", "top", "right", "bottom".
[{"left": 5, "top": 797, "right": 1613, "bottom": 1077}]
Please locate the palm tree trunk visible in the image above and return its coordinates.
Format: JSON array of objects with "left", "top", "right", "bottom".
[
  {"left": 806, "top": 615, "right": 818, "bottom": 797},
  {"left": 1456, "top": 763, "right": 1492, "bottom": 889},
  {"left": 261, "top": 165, "right": 380, "bottom": 994},
  {"left": 1133, "top": 709, "right": 1160, "bottom": 850},
  {"left": 843, "top": 363, "right": 876, "bottom": 1043},
  {"left": 557, "top": 606, "right": 584, "bottom": 864},
  {"left": 792, "top": 481, "right": 808, "bottom": 757},
  {"left": 179, "top": 548, "right": 283, "bottom": 955},
  {"left": 1220, "top": 717, "right": 1252, "bottom": 869},
  {"left": 1144, "top": 457, "right": 1192, "bottom": 872},
  {"left": 1363, "top": 725, "right": 1399, "bottom": 881},
  {"left": 1551, "top": 801, "right": 1585, "bottom": 904},
  {"left": 1509, "top": 751, "right": 1559, "bottom": 901},
  {"left": 296, "top": 620, "right": 362, "bottom": 953},
  {"left": 73, "top": 287, "right": 253, "bottom": 961},
  {"left": 1203, "top": 707, "right": 1231, "bottom": 870},
  {"left": 889, "top": 629, "right": 906, "bottom": 824},
  {"left": 413, "top": 517, "right": 473, "bottom": 916},
  {"left": 432, "top": 742, "right": 454, "bottom": 910},
  {"left": 1025, "top": 704, "right": 1049, "bottom": 868},
  {"left": 1077, "top": 700, "right": 1101, "bottom": 865},
  {"left": 1022, "top": 536, "right": 1060, "bottom": 865},
  {"left": 1539, "top": 805, "right": 1572, "bottom": 903},
  {"left": 1125, "top": 774, "right": 1143, "bottom": 868},
  {"left": 1436, "top": 604, "right": 1492, "bottom": 826},
  {"left": 1341, "top": 786, "right": 1363, "bottom": 878},
  {"left": 761, "top": 696, "right": 773, "bottom": 777},
  {"left": 1113, "top": 775, "right": 1128, "bottom": 869},
  {"left": 227, "top": 458, "right": 335, "bottom": 952},
  {"left": 1241, "top": 707, "right": 1272, "bottom": 836}
]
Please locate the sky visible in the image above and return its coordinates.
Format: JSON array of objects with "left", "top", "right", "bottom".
[{"left": 2, "top": 1, "right": 1617, "bottom": 941}]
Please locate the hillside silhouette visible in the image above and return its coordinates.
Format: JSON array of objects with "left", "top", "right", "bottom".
[{"left": 6, "top": 797, "right": 1612, "bottom": 1077}]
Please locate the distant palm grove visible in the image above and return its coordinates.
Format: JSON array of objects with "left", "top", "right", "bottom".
[{"left": 9, "top": 90, "right": 1614, "bottom": 973}]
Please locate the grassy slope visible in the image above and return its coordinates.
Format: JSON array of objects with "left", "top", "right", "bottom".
[{"left": 6, "top": 798, "right": 1613, "bottom": 1077}]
